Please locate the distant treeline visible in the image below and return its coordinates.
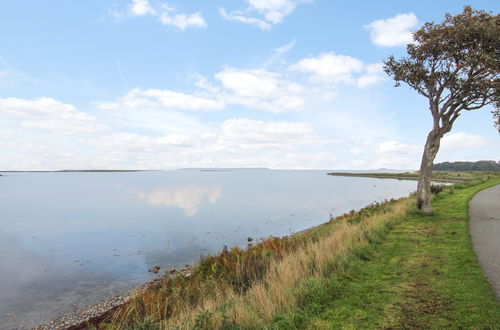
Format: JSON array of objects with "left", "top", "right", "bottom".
[{"left": 433, "top": 160, "right": 500, "bottom": 171}]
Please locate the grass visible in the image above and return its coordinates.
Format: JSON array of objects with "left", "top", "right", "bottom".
[
  {"left": 91, "top": 173, "right": 500, "bottom": 329},
  {"left": 267, "top": 177, "right": 500, "bottom": 329},
  {"left": 327, "top": 170, "right": 499, "bottom": 182}
]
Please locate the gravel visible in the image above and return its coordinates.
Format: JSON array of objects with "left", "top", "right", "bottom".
[{"left": 35, "top": 267, "right": 192, "bottom": 329}]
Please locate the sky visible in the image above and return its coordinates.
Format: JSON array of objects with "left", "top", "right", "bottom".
[{"left": 0, "top": 0, "right": 498, "bottom": 171}]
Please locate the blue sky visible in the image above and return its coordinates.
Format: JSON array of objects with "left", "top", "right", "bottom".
[{"left": 0, "top": 0, "right": 498, "bottom": 170}]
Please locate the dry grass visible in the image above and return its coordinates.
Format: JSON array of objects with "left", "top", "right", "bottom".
[
  {"left": 97, "top": 197, "right": 412, "bottom": 329},
  {"left": 165, "top": 198, "right": 412, "bottom": 329}
]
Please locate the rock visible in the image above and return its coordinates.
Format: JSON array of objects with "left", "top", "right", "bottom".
[
  {"left": 150, "top": 265, "right": 161, "bottom": 273},
  {"left": 36, "top": 292, "right": 130, "bottom": 330}
]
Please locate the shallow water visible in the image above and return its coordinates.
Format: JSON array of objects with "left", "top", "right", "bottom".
[{"left": 0, "top": 169, "right": 417, "bottom": 328}]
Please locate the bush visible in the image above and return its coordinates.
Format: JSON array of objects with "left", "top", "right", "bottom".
[{"left": 431, "top": 184, "right": 445, "bottom": 195}]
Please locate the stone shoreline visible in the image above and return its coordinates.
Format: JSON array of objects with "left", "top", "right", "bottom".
[
  {"left": 35, "top": 267, "right": 192, "bottom": 330},
  {"left": 35, "top": 292, "right": 131, "bottom": 330}
]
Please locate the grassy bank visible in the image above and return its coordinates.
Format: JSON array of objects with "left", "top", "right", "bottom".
[
  {"left": 327, "top": 170, "right": 499, "bottom": 182},
  {"left": 90, "top": 174, "right": 500, "bottom": 329},
  {"left": 268, "top": 177, "right": 500, "bottom": 329}
]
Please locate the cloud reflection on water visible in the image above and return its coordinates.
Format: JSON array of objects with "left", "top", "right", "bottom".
[{"left": 138, "top": 186, "right": 222, "bottom": 216}]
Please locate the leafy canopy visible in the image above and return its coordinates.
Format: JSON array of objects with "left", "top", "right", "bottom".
[{"left": 384, "top": 6, "right": 500, "bottom": 133}]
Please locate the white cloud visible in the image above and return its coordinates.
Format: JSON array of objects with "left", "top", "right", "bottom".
[
  {"left": 274, "top": 39, "right": 296, "bottom": 55},
  {"left": 85, "top": 132, "right": 198, "bottom": 152},
  {"left": 217, "top": 118, "right": 331, "bottom": 150},
  {"left": 95, "top": 88, "right": 224, "bottom": 112},
  {"left": 220, "top": 0, "right": 311, "bottom": 30},
  {"left": 216, "top": 68, "right": 282, "bottom": 99},
  {"left": 100, "top": 56, "right": 382, "bottom": 118},
  {"left": 357, "top": 63, "right": 386, "bottom": 87},
  {"left": 219, "top": 8, "right": 271, "bottom": 30},
  {"left": 372, "top": 133, "right": 497, "bottom": 169},
  {"left": 0, "top": 97, "right": 105, "bottom": 135},
  {"left": 349, "top": 148, "right": 364, "bottom": 155},
  {"left": 76, "top": 117, "right": 334, "bottom": 170},
  {"left": 138, "top": 186, "right": 222, "bottom": 216},
  {"left": 215, "top": 67, "right": 305, "bottom": 113},
  {"left": 263, "top": 39, "right": 297, "bottom": 68},
  {"left": 96, "top": 52, "right": 384, "bottom": 124},
  {"left": 441, "top": 132, "right": 490, "bottom": 149},
  {"left": 290, "top": 53, "right": 363, "bottom": 84},
  {"left": 4, "top": 98, "right": 493, "bottom": 172},
  {"left": 289, "top": 53, "right": 385, "bottom": 87},
  {"left": 111, "top": 1, "right": 206, "bottom": 29},
  {"left": 192, "top": 74, "right": 221, "bottom": 94},
  {"left": 365, "top": 13, "right": 418, "bottom": 47},
  {"left": 107, "top": 4, "right": 127, "bottom": 22},
  {"left": 129, "top": 0, "right": 156, "bottom": 16},
  {"left": 95, "top": 66, "right": 308, "bottom": 130},
  {"left": 6, "top": 40, "right": 496, "bottom": 172},
  {"left": 159, "top": 5, "right": 207, "bottom": 29},
  {"left": 375, "top": 140, "right": 421, "bottom": 168},
  {"left": 95, "top": 93, "right": 213, "bottom": 135},
  {"left": 435, "top": 132, "right": 497, "bottom": 164},
  {"left": 379, "top": 140, "right": 420, "bottom": 154},
  {"left": 247, "top": 0, "right": 297, "bottom": 24}
]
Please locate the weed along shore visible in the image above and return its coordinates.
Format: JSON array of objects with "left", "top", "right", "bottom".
[{"left": 48, "top": 172, "right": 499, "bottom": 329}]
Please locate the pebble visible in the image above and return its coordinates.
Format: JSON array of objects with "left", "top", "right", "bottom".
[
  {"left": 35, "top": 294, "right": 130, "bottom": 330},
  {"left": 36, "top": 266, "right": 193, "bottom": 329}
]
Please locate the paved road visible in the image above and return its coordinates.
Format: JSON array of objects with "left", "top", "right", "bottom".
[{"left": 469, "top": 184, "right": 500, "bottom": 299}]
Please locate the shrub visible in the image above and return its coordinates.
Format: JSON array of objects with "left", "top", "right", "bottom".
[{"left": 431, "top": 184, "right": 445, "bottom": 195}]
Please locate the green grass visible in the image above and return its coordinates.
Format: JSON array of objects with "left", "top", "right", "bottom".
[
  {"left": 268, "top": 178, "right": 500, "bottom": 329},
  {"left": 327, "top": 170, "right": 499, "bottom": 182}
]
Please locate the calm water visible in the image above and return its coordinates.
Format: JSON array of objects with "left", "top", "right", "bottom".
[{"left": 0, "top": 170, "right": 417, "bottom": 328}]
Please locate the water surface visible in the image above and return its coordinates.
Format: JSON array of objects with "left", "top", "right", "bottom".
[{"left": 0, "top": 169, "right": 417, "bottom": 328}]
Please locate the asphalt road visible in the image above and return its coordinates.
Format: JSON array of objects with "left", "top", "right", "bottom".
[{"left": 469, "top": 184, "right": 500, "bottom": 299}]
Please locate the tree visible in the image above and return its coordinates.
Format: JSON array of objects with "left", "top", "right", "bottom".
[
  {"left": 433, "top": 160, "right": 500, "bottom": 171},
  {"left": 494, "top": 108, "right": 500, "bottom": 131},
  {"left": 384, "top": 6, "right": 500, "bottom": 213}
]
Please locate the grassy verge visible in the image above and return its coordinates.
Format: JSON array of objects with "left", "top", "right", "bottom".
[
  {"left": 93, "top": 174, "right": 500, "bottom": 329},
  {"left": 268, "top": 177, "right": 500, "bottom": 329},
  {"left": 327, "top": 170, "right": 499, "bottom": 182}
]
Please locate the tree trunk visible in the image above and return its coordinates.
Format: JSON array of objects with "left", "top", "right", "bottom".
[{"left": 416, "top": 129, "right": 442, "bottom": 213}]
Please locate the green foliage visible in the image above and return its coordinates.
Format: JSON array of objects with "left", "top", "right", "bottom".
[
  {"left": 192, "top": 310, "right": 214, "bottom": 330},
  {"left": 433, "top": 160, "right": 500, "bottom": 171},
  {"left": 385, "top": 7, "right": 499, "bottom": 129},
  {"left": 430, "top": 184, "right": 445, "bottom": 195},
  {"left": 494, "top": 107, "right": 500, "bottom": 131}
]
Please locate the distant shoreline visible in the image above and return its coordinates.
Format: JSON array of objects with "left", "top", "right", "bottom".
[
  {"left": 0, "top": 170, "right": 149, "bottom": 173},
  {"left": 327, "top": 172, "right": 464, "bottom": 182}
]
